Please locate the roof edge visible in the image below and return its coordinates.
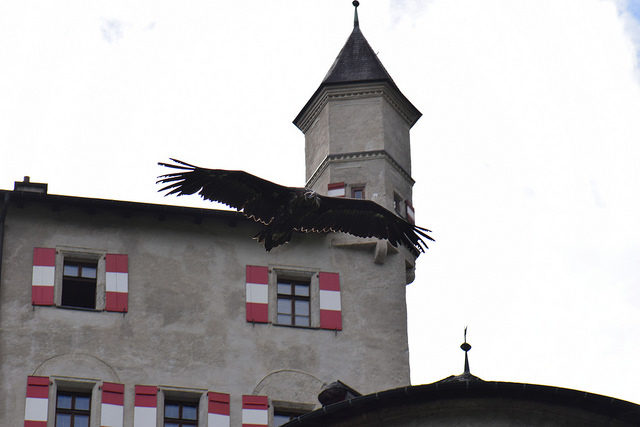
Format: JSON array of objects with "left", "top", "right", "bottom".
[
  {"left": 293, "top": 81, "right": 421, "bottom": 134},
  {"left": 285, "top": 380, "right": 640, "bottom": 426},
  {"left": 0, "top": 189, "right": 245, "bottom": 221}
]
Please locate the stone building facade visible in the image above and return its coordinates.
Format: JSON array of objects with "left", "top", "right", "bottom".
[{"left": 0, "top": 9, "right": 422, "bottom": 427}]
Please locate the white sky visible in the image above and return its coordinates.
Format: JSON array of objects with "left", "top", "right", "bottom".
[{"left": 2, "top": 0, "right": 640, "bottom": 404}]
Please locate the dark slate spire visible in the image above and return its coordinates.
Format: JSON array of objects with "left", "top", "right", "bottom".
[
  {"left": 434, "top": 327, "right": 484, "bottom": 385},
  {"left": 461, "top": 326, "right": 472, "bottom": 374},
  {"left": 320, "top": 3, "right": 395, "bottom": 86},
  {"left": 293, "top": 2, "right": 421, "bottom": 130},
  {"left": 353, "top": 1, "right": 360, "bottom": 27}
]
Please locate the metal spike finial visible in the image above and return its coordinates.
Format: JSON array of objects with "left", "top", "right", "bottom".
[
  {"left": 460, "top": 326, "right": 472, "bottom": 374},
  {"left": 352, "top": 1, "right": 360, "bottom": 27}
]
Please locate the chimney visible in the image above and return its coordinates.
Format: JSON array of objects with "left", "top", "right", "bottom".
[{"left": 14, "top": 176, "right": 48, "bottom": 194}]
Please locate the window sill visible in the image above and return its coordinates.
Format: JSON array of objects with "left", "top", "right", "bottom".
[
  {"left": 56, "top": 305, "right": 101, "bottom": 312},
  {"left": 272, "top": 323, "right": 319, "bottom": 330}
]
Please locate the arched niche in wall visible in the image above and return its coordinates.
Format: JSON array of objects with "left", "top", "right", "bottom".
[
  {"left": 32, "top": 352, "right": 120, "bottom": 383},
  {"left": 253, "top": 369, "right": 325, "bottom": 411}
]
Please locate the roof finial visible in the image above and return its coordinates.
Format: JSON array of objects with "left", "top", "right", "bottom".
[
  {"left": 352, "top": 1, "right": 360, "bottom": 28},
  {"left": 460, "top": 326, "right": 472, "bottom": 374}
]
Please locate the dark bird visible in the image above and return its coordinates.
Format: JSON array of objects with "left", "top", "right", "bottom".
[{"left": 157, "top": 159, "right": 433, "bottom": 255}]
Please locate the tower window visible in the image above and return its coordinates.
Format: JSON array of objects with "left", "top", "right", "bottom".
[
  {"left": 277, "top": 279, "right": 310, "bottom": 327},
  {"left": 393, "top": 193, "right": 403, "bottom": 216},
  {"left": 62, "top": 260, "right": 97, "bottom": 309},
  {"left": 351, "top": 186, "right": 365, "bottom": 200},
  {"left": 56, "top": 391, "right": 91, "bottom": 427},
  {"left": 164, "top": 400, "right": 198, "bottom": 426}
]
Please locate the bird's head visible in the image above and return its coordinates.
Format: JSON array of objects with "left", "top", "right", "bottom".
[{"left": 303, "top": 189, "right": 321, "bottom": 207}]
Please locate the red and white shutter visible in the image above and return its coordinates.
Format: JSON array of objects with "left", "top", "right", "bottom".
[
  {"left": 105, "top": 254, "right": 128, "bottom": 312},
  {"left": 133, "top": 385, "right": 157, "bottom": 427},
  {"left": 32, "top": 248, "right": 55, "bottom": 306},
  {"left": 327, "top": 182, "right": 346, "bottom": 197},
  {"left": 242, "top": 395, "right": 268, "bottom": 427},
  {"left": 246, "top": 265, "right": 268, "bottom": 323},
  {"left": 208, "top": 392, "right": 230, "bottom": 427},
  {"left": 24, "top": 376, "right": 49, "bottom": 426},
  {"left": 101, "top": 382, "right": 124, "bottom": 427},
  {"left": 405, "top": 201, "right": 415, "bottom": 224},
  {"left": 319, "top": 272, "right": 342, "bottom": 330}
]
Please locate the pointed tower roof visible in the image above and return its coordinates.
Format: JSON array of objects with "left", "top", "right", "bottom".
[
  {"left": 321, "top": 22, "right": 395, "bottom": 86},
  {"left": 294, "top": 2, "right": 421, "bottom": 130}
]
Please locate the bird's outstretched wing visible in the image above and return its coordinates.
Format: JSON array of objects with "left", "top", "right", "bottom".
[
  {"left": 157, "top": 158, "right": 293, "bottom": 225},
  {"left": 295, "top": 195, "right": 434, "bottom": 254}
]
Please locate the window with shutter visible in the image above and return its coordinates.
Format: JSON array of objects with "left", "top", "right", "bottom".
[
  {"left": 24, "top": 376, "right": 49, "bottom": 426},
  {"left": 319, "top": 272, "right": 342, "bottom": 330},
  {"left": 32, "top": 248, "right": 55, "bottom": 306},
  {"left": 246, "top": 265, "right": 269, "bottom": 323},
  {"left": 327, "top": 182, "right": 346, "bottom": 197},
  {"left": 208, "top": 392, "right": 230, "bottom": 427},
  {"left": 30, "top": 248, "right": 128, "bottom": 313},
  {"left": 242, "top": 395, "right": 268, "bottom": 427},
  {"left": 101, "top": 382, "right": 124, "bottom": 427},
  {"left": 105, "top": 254, "right": 128, "bottom": 312},
  {"left": 134, "top": 385, "right": 157, "bottom": 427}
]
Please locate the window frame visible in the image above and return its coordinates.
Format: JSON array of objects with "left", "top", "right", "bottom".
[
  {"left": 350, "top": 185, "right": 365, "bottom": 200},
  {"left": 270, "top": 268, "right": 320, "bottom": 329},
  {"left": 159, "top": 387, "right": 207, "bottom": 427},
  {"left": 163, "top": 399, "right": 199, "bottom": 426},
  {"left": 393, "top": 192, "right": 404, "bottom": 217},
  {"left": 61, "top": 260, "right": 98, "bottom": 309},
  {"left": 273, "top": 410, "right": 300, "bottom": 427},
  {"left": 276, "top": 278, "right": 311, "bottom": 327},
  {"left": 54, "top": 247, "right": 106, "bottom": 311},
  {"left": 49, "top": 377, "right": 99, "bottom": 427},
  {"left": 271, "top": 400, "right": 315, "bottom": 427},
  {"left": 55, "top": 390, "right": 92, "bottom": 427}
]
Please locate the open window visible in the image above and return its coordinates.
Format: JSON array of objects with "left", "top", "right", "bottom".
[
  {"left": 31, "top": 247, "right": 128, "bottom": 312},
  {"left": 61, "top": 260, "right": 97, "bottom": 309}
]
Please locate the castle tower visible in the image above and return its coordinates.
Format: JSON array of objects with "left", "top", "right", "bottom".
[{"left": 293, "top": 2, "right": 421, "bottom": 225}]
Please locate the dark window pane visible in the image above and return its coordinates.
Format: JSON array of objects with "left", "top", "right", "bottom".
[
  {"left": 295, "top": 316, "right": 310, "bottom": 326},
  {"left": 294, "top": 284, "right": 309, "bottom": 296},
  {"left": 74, "top": 415, "right": 89, "bottom": 427},
  {"left": 75, "top": 395, "right": 90, "bottom": 410},
  {"left": 57, "top": 394, "right": 73, "bottom": 409},
  {"left": 277, "top": 299, "right": 292, "bottom": 314},
  {"left": 277, "top": 283, "right": 291, "bottom": 295},
  {"left": 81, "top": 266, "right": 96, "bottom": 279},
  {"left": 295, "top": 300, "right": 309, "bottom": 316},
  {"left": 182, "top": 404, "right": 198, "bottom": 420},
  {"left": 165, "top": 403, "right": 180, "bottom": 418},
  {"left": 165, "top": 423, "right": 180, "bottom": 427},
  {"left": 63, "top": 264, "right": 79, "bottom": 277},
  {"left": 61, "top": 278, "right": 96, "bottom": 309},
  {"left": 278, "top": 314, "right": 292, "bottom": 325},
  {"left": 56, "top": 414, "right": 72, "bottom": 427},
  {"left": 274, "top": 414, "right": 293, "bottom": 427}
]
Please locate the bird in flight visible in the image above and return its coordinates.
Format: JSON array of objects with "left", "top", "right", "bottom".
[{"left": 157, "top": 158, "right": 433, "bottom": 255}]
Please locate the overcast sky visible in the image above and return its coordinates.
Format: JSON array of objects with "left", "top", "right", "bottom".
[{"left": 2, "top": 0, "right": 640, "bottom": 404}]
